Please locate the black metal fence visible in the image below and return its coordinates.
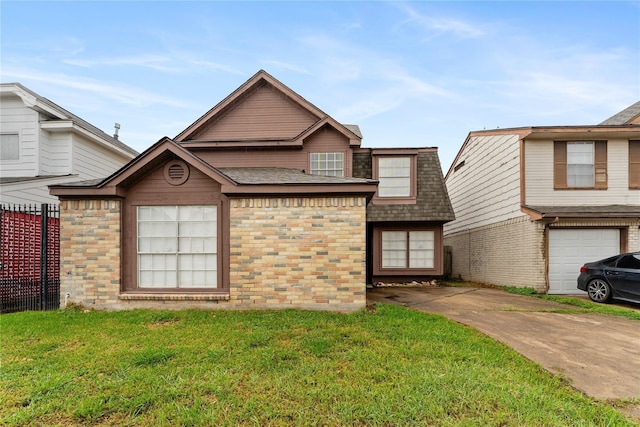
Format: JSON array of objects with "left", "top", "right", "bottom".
[{"left": 1, "top": 204, "right": 60, "bottom": 313}]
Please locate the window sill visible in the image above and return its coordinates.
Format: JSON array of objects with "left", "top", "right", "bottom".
[
  {"left": 372, "top": 196, "right": 417, "bottom": 205},
  {"left": 119, "top": 293, "right": 230, "bottom": 301}
]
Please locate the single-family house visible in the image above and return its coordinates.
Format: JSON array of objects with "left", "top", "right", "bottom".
[
  {"left": 444, "top": 101, "right": 640, "bottom": 294},
  {"left": 50, "top": 70, "right": 454, "bottom": 312},
  {"left": 0, "top": 83, "right": 138, "bottom": 205}
]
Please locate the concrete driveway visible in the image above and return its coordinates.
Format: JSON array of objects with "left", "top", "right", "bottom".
[{"left": 367, "top": 286, "right": 640, "bottom": 406}]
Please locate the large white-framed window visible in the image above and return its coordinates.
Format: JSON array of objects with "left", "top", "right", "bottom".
[
  {"left": 382, "top": 230, "right": 434, "bottom": 269},
  {"left": 378, "top": 157, "right": 411, "bottom": 197},
  {"left": 1, "top": 133, "right": 20, "bottom": 161},
  {"left": 310, "top": 152, "right": 344, "bottom": 176},
  {"left": 567, "top": 141, "right": 594, "bottom": 187},
  {"left": 137, "top": 205, "right": 217, "bottom": 289}
]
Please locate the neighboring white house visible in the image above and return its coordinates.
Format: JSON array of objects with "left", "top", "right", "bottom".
[
  {"left": 444, "top": 101, "right": 640, "bottom": 294},
  {"left": 0, "top": 83, "right": 138, "bottom": 204}
]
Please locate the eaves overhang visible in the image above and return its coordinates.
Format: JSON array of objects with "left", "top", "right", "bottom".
[
  {"left": 521, "top": 205, "right": 640, "bottom": 221},
  {"left": 522, "top": 125, "right": 640, "bottom": 141},
  {"left": 220, "top": 183, "right": 378, "bottom": 201}
]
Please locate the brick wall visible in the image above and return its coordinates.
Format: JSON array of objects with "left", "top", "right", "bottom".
[
  {"left": 59, "top": 199, "right": 121, "bottom": 308},
  {"left": 444, "top": 216, "right": 547, "bottom": 291},
  {"left": 60, "top": 196, "right": 368, "bottom": 312},
  {"left": 445, "top": 216, "right": 640, "bottom": 293},
  {"left": 228, "top": 196, "right": 368, "bottom": 312}
]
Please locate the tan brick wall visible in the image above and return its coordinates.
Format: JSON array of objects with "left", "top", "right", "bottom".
[
  {"left": 59, "top": 199, "right": 121, "bottom": 308},
  {"left": 445, "top": 216, "right": 640, "bottom": 293},
  {"left": 60, "top": 196, "right": 367, "bottom": 312},
  {"left": 227, "top": 196, "right": 368, "bottom": 312},
  {"left": 444, "top": 216, "right": 547, "bottom": 291}
]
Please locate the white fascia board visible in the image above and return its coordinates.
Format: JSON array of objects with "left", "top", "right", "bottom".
[{"left": 1, "top": 84, "right": 65, "bottom": 119}]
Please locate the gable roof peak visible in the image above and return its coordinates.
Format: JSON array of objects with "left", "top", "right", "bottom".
[{"left": 599, "top": 100, "right": 640, "bottom": 125}]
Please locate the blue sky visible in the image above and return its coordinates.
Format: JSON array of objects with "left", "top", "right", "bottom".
[{"left": 2, "top": 1, "right": 639, "bottom": 171}]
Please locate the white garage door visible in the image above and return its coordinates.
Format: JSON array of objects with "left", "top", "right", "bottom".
[{"left": 548, "top": 229, "right": 620, "bottom": 294}]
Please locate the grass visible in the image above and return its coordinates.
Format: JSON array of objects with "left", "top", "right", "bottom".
[
  {"left": 1, "top": 305, "right": 637, "bottom": 426},
  {"left": 499, "top": 285, "right": 640, "bottom": 321}
]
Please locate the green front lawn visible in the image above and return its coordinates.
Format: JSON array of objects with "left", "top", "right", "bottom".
[{"left": 1, "top": 305, "right": 634, "bottom": 426}]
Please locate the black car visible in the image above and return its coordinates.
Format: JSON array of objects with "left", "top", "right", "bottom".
[{"left": 577, "top": 252, "right": 640, "bottom": 304}]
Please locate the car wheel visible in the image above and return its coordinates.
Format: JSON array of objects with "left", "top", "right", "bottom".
[{"left": 587, "top": 278, "right": 611, "bottom": 303}]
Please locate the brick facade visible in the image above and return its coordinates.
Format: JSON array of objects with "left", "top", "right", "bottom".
[
  {"left": 444, "top": 216, "right": 547, "bottom": 291},
  {"left": 60, "top": 196, "right": 368, "bottom": 312},
  {"left": 228, "top": 196, "right": 367, "bottom": 311},
  {"left": 445, "top": 215, "right": 640, "bottom": 292},
  {"left": 59, "top": 200, "right": 121, "bottom": 307}
]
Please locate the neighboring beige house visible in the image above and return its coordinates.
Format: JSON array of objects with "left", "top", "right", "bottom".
[
  {"left": 50, "top": 70, "right": 453, "bottom": 312},
  {"left": 444, "top": 101, "right": 640, "bottom": 294},
  {"left": 0, "top": 83, "right": 138, "bottom": 204}
]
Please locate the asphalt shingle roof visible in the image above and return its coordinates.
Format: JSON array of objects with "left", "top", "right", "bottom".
[
  {"left": 217, "top": 167, "right": 376, "bottom": 185},
  {"left": 353, "top": 151, "right": 455, "bottom": 222},
  {"left": 599, "top": 101, "right": 640, "bottom": 125}
]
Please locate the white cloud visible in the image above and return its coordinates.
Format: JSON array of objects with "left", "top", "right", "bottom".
[
  {"left": 397, "top": 4, "right": 486, "bottom": 40},
  {"left": 1, "top": 67, "right": 191, "bottom": 109}
]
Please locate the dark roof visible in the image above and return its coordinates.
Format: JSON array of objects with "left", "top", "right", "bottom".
[
  {"left": 1, "top": 83, "right": 138, "bottom": 156},
  {"left": 217, "top": 167, "right": 376, "bottom": 185},
  {"left": 599, "top": 101, "right": 640, "bottom": 125},
  {"left": 353, "top": 150, "right": 455, "bottom": 223},
  {"left": 524, "top": 205, "right": 640, "bottom": 218}
]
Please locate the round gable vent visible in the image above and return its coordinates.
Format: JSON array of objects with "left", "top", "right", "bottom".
[{"left": 164, "top": 160, "right": 189, "bottom": 186}]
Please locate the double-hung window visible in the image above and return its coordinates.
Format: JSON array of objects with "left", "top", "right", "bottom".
[
  {"left": 567, "top": 142, "right": 594, "bottom": 187},
  {"left": 310, "top": 152, "right": 344, "bottom": 176},
  {"left": 554, "top": 141, "right": 607, "bottom": 189},
  {"left": 382, "top": 231, "right": 434, "bottom": 269},
  {"left": 137, "top": 205, "right": 217, "bottom": 289},
  {"left": 378, "top": 157, "right": 411, "bottom": 197}
]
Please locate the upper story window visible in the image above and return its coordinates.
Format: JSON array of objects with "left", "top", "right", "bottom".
[
  {"left": 378, "top": 157, "right": 411, "bottom": 197},
  {"left": 1, "top": 133, "right": 19, "bottom": 161},
  {"left": 554, "top": 141, "right": 607, "bottom": 190},
  {"left": 310, "top": 152, "right": 344, "bottom": 177},
  {"left": 567, "top": 141, "right": 594, "bottom": 187}
]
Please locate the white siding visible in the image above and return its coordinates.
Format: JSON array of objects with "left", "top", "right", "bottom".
[
  {"left": 444, "top": 133, "right": 523, "bottom": 235},
  {"left": 39, "top": 126, "right": 72, "bottom": 176},
  {"left": 0, "top": 97, "right": 39, "bottom": 177},
  {"left": 525, "top": 139, "right": 640, "bottom": 206},
  {"left": 72, "top": 134, "right": 131, "bottom": 179}
]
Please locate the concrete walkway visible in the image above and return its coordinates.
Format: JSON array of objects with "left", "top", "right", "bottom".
[{"left": 367, "top": 286, "right": 640, "bottom": 414}]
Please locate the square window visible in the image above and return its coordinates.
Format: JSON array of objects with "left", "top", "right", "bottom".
[{"left": 137, "top": 205, "right": 217, "bottom": 289}]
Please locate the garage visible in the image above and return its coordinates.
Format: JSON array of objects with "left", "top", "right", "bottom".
[{"left": 548, "top": 229, "right": 620, "bottom": 294}]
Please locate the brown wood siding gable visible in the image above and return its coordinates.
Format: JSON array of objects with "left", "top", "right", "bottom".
[
  {"left": 630, "top": 140, "right": 640, "bottom": 189},
  {"left": 190, "top": 84, "right": 319, "bottom": 141},
  {"left": 554, "top": 140, "right": 607, "bottom": 189}
]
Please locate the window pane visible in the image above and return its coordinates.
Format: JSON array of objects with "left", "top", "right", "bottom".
[
  {"left": 378, "top": 157, "right": 410, "bottom": 197},
  {"left": 382, "top": 231, "right": 407, "bottom": 268},
  {"left": 409, "top": 231, "right": 434, "bottom": 268},
  {"left": 1, "top": 134, "right": 19, "bottom": 161},
  {"left": 567, "top": 142, "right": 594, "bottom": 187},
  {"left": 310, "top": 152, "right": 344, "bottom": 177}
]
